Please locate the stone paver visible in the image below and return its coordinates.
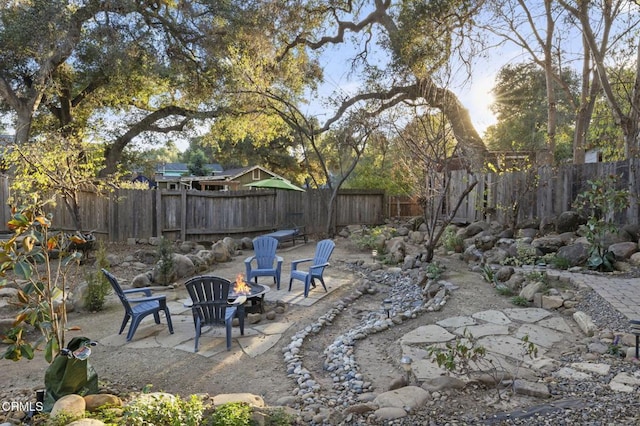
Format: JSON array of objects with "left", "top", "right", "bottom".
[
  {"left": 547, "top": 269, "right": 640, "bottom": 322},
  {"left": 98, "top": 246, "right": 354, "bottom": 358}
]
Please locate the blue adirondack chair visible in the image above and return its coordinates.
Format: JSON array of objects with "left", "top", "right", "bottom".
[
  {"left": 185, "top": 276, "right": 246, "bottom": 352},
  {"left": 102, "top": 269, "right": 174, "bottom": 341},
  {"left": 244, "top": 236, "right": 283, "bottom": 289},
  {"left": 288, "top": 239, "right": 335, "bottom": 297}
]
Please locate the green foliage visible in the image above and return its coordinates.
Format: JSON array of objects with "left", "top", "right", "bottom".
[
  {"left": 5, "top": 135, "right": 109, "bottom": 231},
  {"left": 573, "top": 175, "right": 629, "bottom": 272},
  {"left": 607, "top": 335, "right": 622, "bottom": 357},
  {"left": 495, "top": 285, "right": 513, "bottom": 296},
  {"left": 441, "top": 225, "right": 464, "bottom": 252},
  {"left": 84, "top": 241, "right": 112, "bottom": 312},
  {"left": 524, "top": 271, "right": 547, "bottom": 284},
  {"left": 480, "top": 264, "right": 496, "bottom": 284},
  {"left": 485, "top": 62, "right": 579, "bottom": 158},
  {"left": 207, "top": 402, "right": 253, "bottom": 426},
  {"left": 123, "top": 394, "right": 204, "bottom": 426},
  {"left": 511, "top": 296, "right": 530, "bottom": 307},
  {"left": 520, "top": 335, "right": 539, "bottom": 360},
  {"left": 186, "top": 149, "right": 212, "bottom": 177},
  {"left": 426, "top": 261, "right": 444, "bottom": 280},
  {"left": 264, "top": 407, "right": 294, "bottom": 426},
  {"left": 46, "top": 410, "right": 83, "bottom": 426},
  {"left": 502, "top": 243, "right": 540, "bottom": 267},
  {"left": 427, "top": 329, "right": 487, "bottom": 376},
  {"left": 349, "top": 226, "right": 391, "bottom": 251},
  {"left": 156, "top": 237, "right": 175, "bottom": 285},
  {"left": 0, "top": 199, "right": 82, "bottom": 363}
]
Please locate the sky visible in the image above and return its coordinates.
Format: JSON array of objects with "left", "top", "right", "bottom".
[{"left": 306, "top": 41, "right": 505, "bottom": 140}]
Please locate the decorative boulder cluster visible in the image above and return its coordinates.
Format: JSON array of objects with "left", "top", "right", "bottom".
[
  {"left": 457, "top": 213, "right": 640, "bottom": 272},
  {"left": 118, "top": 237, "right": 245, "bottom": 288},
  {"left": 341, "top": 212, "right": 640, "bottom": 273}
]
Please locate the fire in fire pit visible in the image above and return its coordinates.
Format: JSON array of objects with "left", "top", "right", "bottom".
[{"left": 234, "top": 273, "right": 251, "bottom": 295}]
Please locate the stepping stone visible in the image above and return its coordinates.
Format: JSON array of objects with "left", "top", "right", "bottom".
[
  {"left": 503, "top": 307, "right": 552, "bottom": 323},
  {"left": 238, "top": 334, "right": 282, "bottom": 358},
  {"left": 515, "top": 324, "right": 565, "bottom": 348},
  {"left": 478, "top": 335, "right": 547, "bottom": 360},
  {"left": 472, "top": 310, "right": 512, "bottom": 325},
  {"left": 400, "top": 325, "right": 455, "bottom": 345},
  {"left": 570, "top": 362, "right": 611, "bottom": 376},
  {"left": 537, "top": 317, "right": 574, "bottom": 334},
  {"left": 554, "top": 367, "right": 592, "bottom": 381},
  {"left": 436, "top": 316, "right": 477, "bottom": 329},
  {"left": 453, "top": 323, "right": 510, "bottom": 339}
]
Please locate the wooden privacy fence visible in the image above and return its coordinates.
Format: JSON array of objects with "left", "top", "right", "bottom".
[
  {"left": 446, "top": 159, "right": 640, "bottom": 226},
  {"left": 0, "top": 179, "right": 386, "bottom": 242},
  {"left": 3, "top": 158, "right": 635, "bottom": 241}
]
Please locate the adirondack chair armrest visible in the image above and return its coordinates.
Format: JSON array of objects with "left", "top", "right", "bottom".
[
  {"left": 128, "top": 295, "right": 167, "bottom": 305},
  {"left": 123, "top": 288, "right": 152, "bottom": 297},
  {"left": 291, "top": 258, "right": 313, "bottom": 270},
  {"left": 276, "top": 255, "right": 284, "bottom": 265},
  {"left": 309, "top": 262, "right": 330, "bottom": 272},
  {"left": 244, "top": 255, "right": 256, "bottom": 265}
]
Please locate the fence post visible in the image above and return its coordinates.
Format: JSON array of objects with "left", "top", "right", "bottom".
[
  {"left": 155, "top": 189, "right": 162, "bottom": 238},
  {"left": 181, "top": 189, "right": 187, "bottom": 241}
]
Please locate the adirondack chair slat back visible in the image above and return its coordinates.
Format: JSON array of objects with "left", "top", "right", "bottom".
[
  {"left": 102, "top": 269, "right": 133, "bottom": 314},
  {"left": 185, "top": 276, "right": 232, "bottom": 326},
  {"left": 253, "top": 236, "right": 279, "bottom": 269}
]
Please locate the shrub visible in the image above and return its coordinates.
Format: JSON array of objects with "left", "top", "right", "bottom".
[
  {"left": 511, "top": 296, "right": 530, "bottom": 306},
  {"left": 156, "top": 237, "right": 175, "bottom": 285},
  {"left": 426, "top": 261, "right": 444, "bottom": 280},
  {"left": 123, "top": 394, "right": 204, "bottom": 426},
  {"left": 573, "top": 175, "right": 629, "bottom": 272},
  {"left": 495, "top": 285, "right": 513, "bottom": 296},
  {"left": 265, "top": 407, "right": 294, "bottom": 425},
  {"left": 207, "top": 402, "right": 252, "bottom": 426},
  {"left": 84, "top": 241, "right": 111, "bottom": 311},
  {"left": 442, "top": 225, "right": 464, "bottom": 252},
  {"left": 349, "top": 226, "right": 392, "bottom": 251}
]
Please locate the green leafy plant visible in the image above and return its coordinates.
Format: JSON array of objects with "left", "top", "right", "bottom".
[
  {"left": 441, "top": 225, "right": 464, "bottom": 252},
  {"left": 123, "top": 393, "right": 204, "bottom": 426},
  {"left": 156, "top": 236, "right": 175, "bottom": 285},
  {"left": 573, "top": 175, "right": 629, "bottom": 272},
  {"left": 427, "top": 329, "right": 487, "bottom": 376},
  {"left": 84, "top": 241, "right": 112, "bottom": 311},
  {"left": 495, "top": 285, "right": 513, "bottom": 296},
  {"left": 524, "top": 271, "right": 547, "bottom": 284},
  {"left": 511, "top": 296, "right": 530, "bottom": 306},
  {"left": 207, "top": 402, "right": 253, "bottom": 426},
  {"left": 349, "top": 226, "right": 391, "bottom": 251},
  {"left": 0, "top": 199, "right": 82, "bottom": 362},
  {"left": 426, "top": 261, "right": 444, "bottom": 280},
  {"left": 45, "top": 410, "right": 83, "bottom": 426},
  {"left": 265, "top": 407, "right": 294, "bottom": 426},
  {"left": 607, "top": 335, "right": 623, "bottom": 357},
  {"left": 480, "top": 264, "right": 496, "bottom": 284}
]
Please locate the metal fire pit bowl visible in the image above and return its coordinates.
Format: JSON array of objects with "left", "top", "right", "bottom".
[{"left": 230, "top": 282, "right": 270, "bottom": 314}]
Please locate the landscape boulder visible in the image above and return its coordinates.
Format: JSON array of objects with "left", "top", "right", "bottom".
[
  {"left": 556, "top": 210, "right": 585, "bottom": 233},
  {"left": 556, "top": 243, "right": 589, "bottom": 267},
  {"left": 608, "top": 241, "right": 638, "bottom": 260},
  {"left": 211, "top": 241, "right": 233, "bottom": 262},
  {"left": 531, "top": 235, "right": 564, "bottom": 254}
]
